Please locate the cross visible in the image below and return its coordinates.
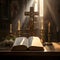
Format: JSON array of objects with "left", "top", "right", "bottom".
[
  {"left": 25, "top": 7, "right": 39, "bottom": 21},
  {"left": 25, "top": 7, "right": 39, "bottom": 36}
]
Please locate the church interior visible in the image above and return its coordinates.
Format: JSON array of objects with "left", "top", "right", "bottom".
[{"left": 0, "top": 0, "right": 60, "bottom": 56}]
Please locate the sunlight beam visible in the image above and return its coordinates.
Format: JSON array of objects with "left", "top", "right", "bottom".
[
  {"left": 39, "top": 0, "right": 44, "bottom": 30},
  {"left": 34, "top": 0, "right": 44, "bottom": 30},
  {"left": 40, "top": 0, "right": 44, "bottom": 17},
  {"left": 34, "top": 0, "right": 38, "bottom": 12},
  {"left": 46, "top": 0, "right": 58, "bottom": 27}
]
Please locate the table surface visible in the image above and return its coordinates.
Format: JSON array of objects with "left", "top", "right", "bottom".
[
  {"left": 0, "top": 42, "right": 60, "bottom": 56},
  {"left": 44, "top": 42, "right": 60, "bottom": 52},
  {"left": 0, "top": 42, "right": 60, "bottom": 52}
]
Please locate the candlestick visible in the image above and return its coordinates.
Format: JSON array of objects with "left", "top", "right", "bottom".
[
  {"left": 41, "top": 18, "right": 43, "bottom": 30},
  {"left": 48, "top": 22, "right": 51, "bottom": 42},
  {"left": 48, "top": 22, "right": 50, "bottom": 33}
]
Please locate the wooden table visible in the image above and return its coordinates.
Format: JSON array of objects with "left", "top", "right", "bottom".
[
  {"left": 44, "top": 42, "right": 60, "bottom": 52},
  {"left": 0, "top": 42, "right": 60, "bottom": 56}
]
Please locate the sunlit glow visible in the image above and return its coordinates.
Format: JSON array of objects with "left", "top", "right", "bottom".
[
  {"left": 34, "top": 0, "right": 44, "bottom": 29},
  {"left": 20, "top": 38, "right": 25, "bottom": 45},
  {"left": 39, "top": 0, "right": 44, "bottom": 30},
  {"left": 53, "top": 43, "right": 60, "bottom": 51},
  {"left": 34, "top": 0, "right": 38, "bottom": 12},
  {"left": 44, "top": 47, "right": 47, "bottom": 52},
  {"left": 18, "top": 20, "right": 21, "bottom": 30},
  {"left": 31, "top": 37, "right": 43, "bottom": 47},
  {"left": 22, "top": 0, "right": 34, "bottom": 28},
  {"left": 26, "top": 0, "right": 34, "bottom": 11},
  {"left": 46, "top": 0, "right": 58, "bottom": 27},
  {"left": 40, "top": 0, "right": 44, "bottom": 17},
  {"left": 23, "top": 0, "right": 44, "bottom": 30}
]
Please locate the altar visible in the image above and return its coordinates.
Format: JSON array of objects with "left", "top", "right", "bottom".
[{"left": 0, "top": 42, "right": 60, "bottom": 56}]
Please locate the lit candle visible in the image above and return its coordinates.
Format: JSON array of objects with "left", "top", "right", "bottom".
[
  {"left": 10, "top": 24, "right": 12, "bottom": 33},
  {"left": 18, "top": 20, "right": 20, "bottom": 31},
  {"left": 48, "top": 22, "right": 50, "bottom": 33}
]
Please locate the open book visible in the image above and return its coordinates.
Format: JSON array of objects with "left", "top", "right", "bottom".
[{"left": 11, "top": 36, "right": 44, "bottom": 51}]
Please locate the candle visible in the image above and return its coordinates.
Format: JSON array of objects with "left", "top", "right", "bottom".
[
  {"left": 10, "top": 24, "right": 12, "bottom": 33},
  {"left": 48, "top": 22, "right": 50, "bottom": 33},
  {"left": 41, "top": 18, "right": 43, "bottom": 30},
  {"left": 18, "top": 20, "right": 20, "bottom": 31}
]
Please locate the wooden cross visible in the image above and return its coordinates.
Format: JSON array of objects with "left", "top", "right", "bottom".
[
  {"left": 25, "top": 7, "right": 39, "bottom": 21},
  {"left": 25, "top": 7, "right": 39, "bottom": 36}
]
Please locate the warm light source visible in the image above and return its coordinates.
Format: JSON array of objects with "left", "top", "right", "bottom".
[
  {"left": 34, "top": 0, "right": 44, "bottom": 30},
  {"left": 39, "top": 0, "right": 44, "bottom": 30},
  {"left": 34, "top": 0, "right": 38, "bottom": 12},
  {"left": 40, "top": 0, "right": 44, "bottom": 17},
  {"left": 18, "top": 20, "right": 21, "bottom": 31}
]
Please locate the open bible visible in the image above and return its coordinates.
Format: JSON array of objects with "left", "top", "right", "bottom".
[{"left": 11, "top": 36, "right": 44, "bottom": 51}]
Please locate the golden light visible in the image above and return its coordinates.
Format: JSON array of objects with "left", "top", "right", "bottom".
[
  {"left": 20, "top": 38, "right": 25, "bottom": 45},
  {"left": 18, "top": 20, "right": 21, "bottom": 31},
  {"left": 40, "top": 0, "right": 44, "bottom": 17},
  {"left": 34, "top": 0, "right": 38, "bottom": 12},
  {"left": 39, "top": 0, "right": 44, "bottom": 30},
  {"left": 31, "top": 37, "right": 43, "bottom": 47},
  {"left": 34, "top": 0, "right": 44, "bottom": 30}
]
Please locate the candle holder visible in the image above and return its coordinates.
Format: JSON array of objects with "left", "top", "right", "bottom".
[
  {"left": 17, "top": 30, "right": 21, "bottom": 37},
  {"left": 43, "top": 32, "right": 52, "bottom": 46},
  {"left": 43, "top": 22, "right": 52, "bottom": 46},
  {"left": 9, "top": 32, "right": 13, "bottom": 36}
]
